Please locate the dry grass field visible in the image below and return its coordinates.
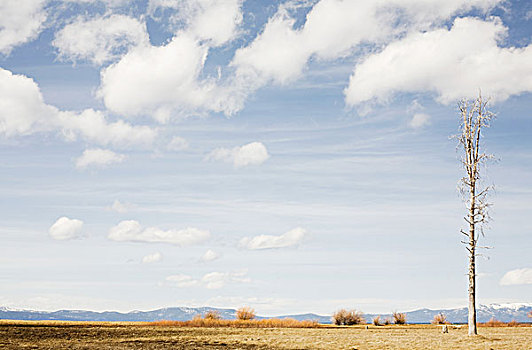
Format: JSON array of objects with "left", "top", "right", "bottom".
[{"left": 1, "top": 320, "right": 531, "bottom": 349}]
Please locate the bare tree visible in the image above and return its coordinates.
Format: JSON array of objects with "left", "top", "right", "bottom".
[{"left": 457, "top": 93, "right": 494, "bottom": 336}]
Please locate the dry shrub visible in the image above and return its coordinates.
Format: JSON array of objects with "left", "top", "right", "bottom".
[
  {"left": 332, "top": 309, "right": 365, "bottom": 325},
  {"left": 483, "top": 317, "right": 505, "bottom": 327},
  {"left": 507, "top": 320, "right": 519, "bottom": 327},
  {"left": 372, "top": 316, "right": 382, "bottom": 326},
  {"left": 383, "top": 317, "right": 391, "bottom": 325},
  {"left": 204, "top": 310, "right": 222, "bottom": 320},
  {"left": 392, "top": 312, "right": 407, "bottom": 325},
  {"left": 431, "top": 313, "right": 448, "bottom": 325},
  {"left": 236, "top": 306, "right": 256, "bottom": 321},
  {"left": 147, "top": 318, "right": 318, "bottom": 328}
]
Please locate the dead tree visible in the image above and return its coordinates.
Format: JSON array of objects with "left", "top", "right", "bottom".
[{"left": 457, "top": 94, "right": 494, "bottom": 336}]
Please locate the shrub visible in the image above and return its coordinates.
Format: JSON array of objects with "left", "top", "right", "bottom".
[
  {"left": 383, "top": 317, "right": 391, "bottom": 325},
  {"left": 484, "top": 317, "right": 505, "bottom": 327},
  {"left": 372, "top": 316, "right": 382, "bottom": 326},
  {"left": 203, "top": 310, "right": 221, "bottom": 320},
  {"left": 392, "top": 312, "right": 407, "bottom": 325},
  {"left": 431, "top": 313, "right": 448, "bottom": 325},
  {"left": 332, "top": 309, "right": 365, "bottom": 325},
  {"left": 236, "top": 306, "right": 256, "bottom": 321},
  {"left": 507, "top": 320, "right": 519, "bottom": 327}
]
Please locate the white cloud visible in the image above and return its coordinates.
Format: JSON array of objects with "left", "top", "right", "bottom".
[
  {"left": 409, "top": 113, "right": 431, "bottom": 129},
  {"left": 165, "top": 270, "right": 249, "bottom": 289},
  {"left": 148, "top": 0, "right": 243, "bottom": 46},
  {"left": 142, "top": 252, "right": 162, "bottom": 264},
  {"left": 500, "top": 268, "right": 532, "bottom": 286},
  {"left": 75, "top": 148, "right": 125, "bottom": 169},
  {"left": 48, "top": 217, "right": 84, "bottom": 240},
  {"left": 206, "top": 142, "right": 269, "bottom": 167},
  {"left": 58, "top": 109, "right": 157, "bottom": 149},
  {"left": 345, "top": 17, "right": 532, "bottom": 107},
  {"left": 200, "top": 249, "right": 220, "bottom": 262},
  {"left": 0, "top": 68, "right": 157, "bottom": 148},
  {"left": 239, "top": 227, "right": 306, "bottom": 250},
  {"left": 108, "top": 199, "right": 133, "bottom": 213},
  {"left": 167, "top": 136, "right": 189, "bottom": 151},
  {"left": 0, "top": 0, "right": 47, "bottom": 55},
  {"left": 165, "top": 273, "right": 199, "bottom": 288},
  {"left": 229, "top": 0, "right": 502, "bottom": 105},
  {"left": 108, "top": 220, "right": 210, "bottom": 246},
  {"left": 99, "top": 34, "right": 231, "bottom": 122},
  {"left": 62, "top": 0, "right": 130, "bottom": 7},
  {"left": 0, "top": 68, "right": 57, "bottom": 136},
  {"left": 53, "top": 14, "right": 149, "bottom": 66}
]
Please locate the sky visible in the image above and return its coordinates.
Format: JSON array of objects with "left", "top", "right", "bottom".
[{"left": 0, "top": 0, "right": 531, "bottom": 316}]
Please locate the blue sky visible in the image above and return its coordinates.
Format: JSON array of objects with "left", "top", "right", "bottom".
[{"left": 0, "top": 0, "right": 531, "bottom": 316}]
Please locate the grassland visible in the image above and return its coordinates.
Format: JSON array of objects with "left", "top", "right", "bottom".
[{"left": 1, "top": 320, "right": 531, "bottom": 349}]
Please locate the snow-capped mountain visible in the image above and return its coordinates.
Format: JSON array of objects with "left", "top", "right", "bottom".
[{"left": 0, "top": 303, "right": 530, "bottom": 323}]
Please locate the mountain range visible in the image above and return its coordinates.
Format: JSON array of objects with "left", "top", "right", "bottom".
[{"left": 1, "top": 303, "right": 531, "bottom": 324}]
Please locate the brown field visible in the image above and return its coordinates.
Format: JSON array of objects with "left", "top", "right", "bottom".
[{"left": 1, "top": 320, "right": 531, "bottom": 349}]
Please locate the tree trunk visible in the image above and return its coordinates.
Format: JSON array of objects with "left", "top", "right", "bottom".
[{"left": 468, "top": 184, "right": 477, "bottom": 336}]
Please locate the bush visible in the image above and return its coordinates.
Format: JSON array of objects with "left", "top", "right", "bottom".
[
  {"left": 392, "top": 312, "right": 407, "bottom": 325},
  {"left": 483, "top": 317, "right": 505, "bottom": 327},
  {"left": 372, "top": 316, "right": 382, "bottom": 326},
  {"left": 203, "top": 310, "right": 221, "bottom": 320},
  {"left": 507, "top": 320, "right": 519, "bottom": 327},
  {"left": 236, "top": 306, "right": 256, "bottom": 321},
  {"left": 383, "top": 317, "right": 391, "bottom": 325},
  {"left": 431, "top": 313, "right": 448, "bottom": 325},
  {"left": 332, "top": 309, "right": 365, "bottom": 325}
]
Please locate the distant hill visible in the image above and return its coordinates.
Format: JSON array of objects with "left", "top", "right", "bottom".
[
  {"left": 365, "top": 303, "right": 532, "bottom": 323},
  {"left": 1, "top": 303, "right": 531, "bottom": 324}
]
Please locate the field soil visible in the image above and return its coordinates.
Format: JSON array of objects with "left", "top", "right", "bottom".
[{"left": 1, "top": 321, "right": 531, "bottom": 349}]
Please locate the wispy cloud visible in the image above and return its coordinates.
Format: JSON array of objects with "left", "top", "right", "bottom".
[
  {"left": 206, "top": 142, "right": 269, "bottom": 167},
  {"left": 165, "top": 270, "right": 249, "bottom": 289},
  {"left": 108, "top": 220, "right": 210, "bottom": 246},
  {"left": 500, "top": 268, "right": 532, "bottom": 286},
  {"left": 142, "top": 252, "right": 162, "bottom": 264},
  {"left": 239, "top": 227, "right": 306, "bottom": 250},
  {"left": 75, "top": 148, "right": 125, "bottom": 169}
]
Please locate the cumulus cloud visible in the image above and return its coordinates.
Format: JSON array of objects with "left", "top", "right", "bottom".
[
  {"left": 48, "top": 216, "right": 84, "bottom": 240},
  {"left": 239, "top": 227, "right": 306, "bottom": 250},
  {"left": 229, "top": 0, "right": 502, "bottom": 106},
  {"left": 0, "top": 68, "right": 57, "bottom": 136},
  {"left": 345, "top": 17, "right": 532, "bottom": 106},
  {"left": 0, "top": 68, "right": 157, "bottom": 148},
  {"left": 167, "top": 136, "right": 189, "bottom": 151},
  {"left": 148, "top": 0, "right": 243, "bottom": 46},
  {"left": 99, "top": 0, "right": 245, "bottom": 122},
  {"left": 0, "top": 0, "right": 47, "bottom": 55},
  {"left": 200, "top": 249, "right": 220, "bottom": 262},
  {"left": 75, "top": 148, "right": 125, "bottom": 169},
  {"left": 108, "top": 220, "right": 210, "bottom": 246},
  {"left": 99, "top": 34, "right": 231, "bottom": 122},
  {"left": 142, "top": 252, "right": 162, "bottom": 264},
  {"left": 500, "top": 268, "right": 532, "bottom": 286},
  {"left": 165, "top": 270, "right": 249, "bottom": 289},
  {"left": 206, "top": 142, "right": 269, "bottom": 168},
  {"left": 53, "top": 14, "right": 149, "bottom": 65}
]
